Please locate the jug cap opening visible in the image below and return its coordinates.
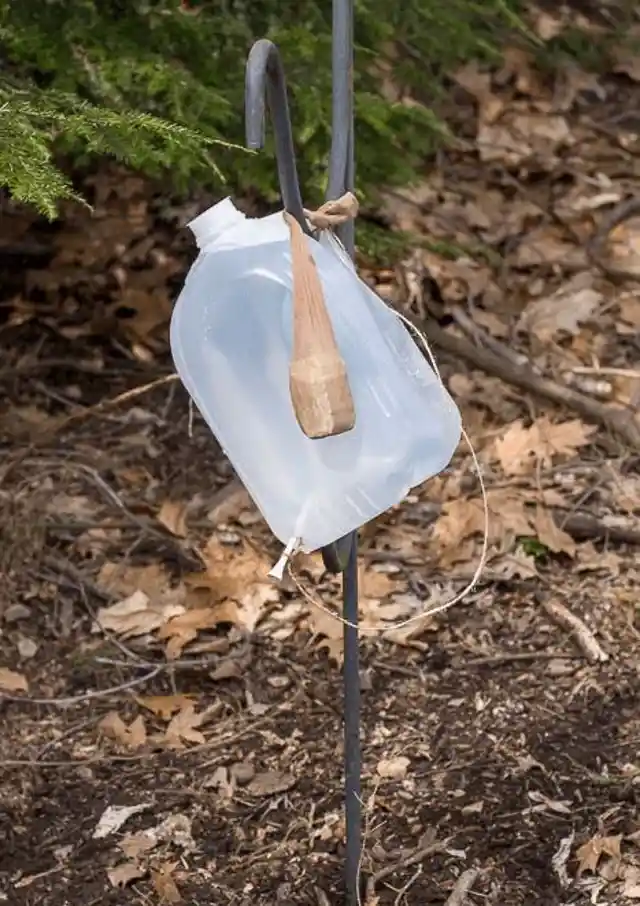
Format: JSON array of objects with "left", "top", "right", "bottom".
[{"left": 188, "top": 198, "right": 246, "bottom": 249}]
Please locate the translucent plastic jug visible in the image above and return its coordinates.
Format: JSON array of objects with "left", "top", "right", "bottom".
[{"left": 170, "top": 198, "right": 461, "bottom": 552}]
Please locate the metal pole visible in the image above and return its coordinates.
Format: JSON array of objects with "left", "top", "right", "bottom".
[
  {"left": 325, "top": 2, "right": 362, "bottom": 904},
  {"left": 244, "top": 7, "right": 362, "bottom": 900}
]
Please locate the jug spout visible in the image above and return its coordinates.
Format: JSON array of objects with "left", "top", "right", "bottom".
[{"left": 188, "top": 198, "right": 246, "bottom": 250}]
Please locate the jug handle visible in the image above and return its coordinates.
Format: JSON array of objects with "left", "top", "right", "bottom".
[{"left": 285, "top": 212, "right": 356, "bottom": 439}]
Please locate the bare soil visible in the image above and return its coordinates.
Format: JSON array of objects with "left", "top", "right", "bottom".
[{"left": 1, "top": 23, "right": 640, "bottom": 906}]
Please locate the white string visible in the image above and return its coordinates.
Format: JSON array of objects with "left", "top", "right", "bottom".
[{"left": 270, "top": 230, "right": 490, "bottom": 632}]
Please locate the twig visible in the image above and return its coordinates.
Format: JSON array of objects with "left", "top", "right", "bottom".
[
  {"left": 369, "top": 841, "right": 448, "bottom": 886},
  {"left": 444, "top": 869, "right": 480, "bottom": 906},
  {"left": 47, "top": 374, "right": 180, "bottom": 434},
  {"left": 587, "top": 196, "right": 640, "bottom": 282},
  {"left": 450, "top": 306, "right": 530, "bottom": 370},
  {"left": 0, "top": 665, "right": 164, "bottom": 707},
  {"left": 417, "top": 316, "right": 640, "bottom": 451},
  {"left": 540, "top": 599, "right": 609, "bottom": 663},
  {"left": 464, "top": 650, "right": 580, "bottom": 667},
  {"left": 393, "top": 866, "right": 422, "bottom": 905},
  {"left": 571, "top": 366, "right": 640, "bottom": 380}
]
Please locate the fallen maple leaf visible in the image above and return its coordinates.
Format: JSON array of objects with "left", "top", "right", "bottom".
[
  {"left": 538, "top": 417, "right": 598, "bottom": 459},
  {"left": 494, "top": 417, "right": 596, "bottom": 476},
  {"left": 0, "top": 667, "right": 28, "bottom": 693},
  {"left": 164, "top": 703, "right": 217, "bottom": 748}
]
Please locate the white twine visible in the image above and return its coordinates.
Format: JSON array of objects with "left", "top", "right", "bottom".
[{"left": 268, "top": 228, "right": 490, "bottom": 632}]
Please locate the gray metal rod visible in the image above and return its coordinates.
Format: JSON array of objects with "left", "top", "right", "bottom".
[{"left": 326, "top": 2, "right": 362, "bottom": 903}]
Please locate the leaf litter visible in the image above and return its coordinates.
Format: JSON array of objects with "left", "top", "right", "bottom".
[{"left": 2, "top": 15, "right": 640, "bottom": 906}]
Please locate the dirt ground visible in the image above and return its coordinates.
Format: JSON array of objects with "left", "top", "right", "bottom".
[{"left": 1, "top": 15, "right": 640, "bottom": 906}]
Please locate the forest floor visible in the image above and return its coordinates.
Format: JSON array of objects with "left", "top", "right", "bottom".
[{"left": 1, "top": 15, "right": 640, "bottom": 906}]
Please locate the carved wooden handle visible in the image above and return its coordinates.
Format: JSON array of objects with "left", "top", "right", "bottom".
[{"left": 285, "top": 212, "right": 356, "bottom": 439}]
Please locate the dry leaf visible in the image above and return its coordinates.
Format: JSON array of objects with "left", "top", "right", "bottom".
[
  {"left": 99, "top": 711, "right": 147, "bottom": 750},
  {"left": 575, "top": 834, "right": 623, "bottom": 875},
  {"left": 376, "top": 756, "right": 410, "bottom": 780},
  {"left": 247, "top": 771, "right": 296, "bottom": 797},
  {"left": 477, "top": 114, "right": 569, "bottom": 167},
  {"left": 517, "top": 274, "right": 602, "bottom": 341},
  {"left": 164, "top": 703, "right": 213, "bottom": 748},
  {"left": 619, "top": 295, "right": 640, "bottom": 331},
  {"left": 606, "top": 217, "right": 640, "bottom": 277},
  {"left": 491, "top": 550, "right": 538, "bottom": 580},
  {"left": 534, "top": 507, "right": 576, "bottom": 557},
  {"left": 514, "top": 226, "right": 586, "bottom": 269},
  {"left": 0, "top": 667, "right": 28, "bottom": 692},
  {"left": 151, "top": 861, "right": 182, "bottom": 904},
  {"left": 96, "top": 589, "right": 185, "bottom": 639},
  {"left": 107, "top": 861, "right": 147, "bottom": 888},
  {"left": 434, "top": 489, "right": 533, "bottom": 550},
  {"left": 382, "top": 588, "right": 448, "bottom": 644},
  {"left": 92, "top": 803, "right": 152, "bottom": 839},
  {"left": 206, "top": 482, "right": 254, "bottom": 524},
  {"left": 359, "top": 567, "right": 398, "bottom": 600},
  {"left": 305, "top": 604, "right": 344, "bottom": 664},
  {"left": 127, "top": 715, "right": 147, "bottom": 748},
  {"left": 157, "top": 500, "right": 188, "bottom": 537},
  {"left": 623, "top": 866, "right": 640, "bottom": 899},
  {"left": 120, "top": 813, "right": 196, "bottom": 861},
  {"left": 96, "top": 561, "right": 174, "bottom": 600},
  {"left": 135, "top": 694, "right": 197, "bottom": 721},
  {"left": 195, "top": 538, "right": 273, "bottom": 600},
  {"left": 494, "top": 417, "right": 596, "bottom": 476},
  {"left": 185, "top": 540, "right": 279, "bottom": 635},
  {"left": 157, "top": 607, "right": 228, "bottom": 660}
]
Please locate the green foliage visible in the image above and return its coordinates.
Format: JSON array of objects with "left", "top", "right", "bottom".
[
  {"left": 519, "top": 537, "right": 549, "bottom": 560},
  {"left": 0, "top": 0, "right": 525, "bottom": 218}
]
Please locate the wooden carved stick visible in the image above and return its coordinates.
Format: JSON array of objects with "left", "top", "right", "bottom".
[{"left": 285, "top": 212, "right": 355, "bottom": 439}]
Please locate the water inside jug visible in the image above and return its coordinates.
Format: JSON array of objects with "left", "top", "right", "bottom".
[{"left": 170, "top": 198, "right": 462, "bottom": 552}]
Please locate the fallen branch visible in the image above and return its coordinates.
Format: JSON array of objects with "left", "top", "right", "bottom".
[
  {"left": 415, "top": 316, "right": 640, "bottom": 452},
  {"left": 559, "top": 512, "right": 640, "bottom": 547},
  {"left": 540, "top": 598, "right": 609, "bottom": 663},
  {"left": 444, "top": 869, "right": 480, "bottom": 906}
]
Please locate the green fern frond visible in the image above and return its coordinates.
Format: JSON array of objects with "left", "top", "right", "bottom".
[{"left": 0, "top": 0, "right": 527, "bottom": 218}]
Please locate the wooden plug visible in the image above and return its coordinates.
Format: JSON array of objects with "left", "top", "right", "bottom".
[{"left": 285, "top": 212, "right": 356, "bottom": 439}]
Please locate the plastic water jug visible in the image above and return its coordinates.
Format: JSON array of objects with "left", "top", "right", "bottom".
[{"left": 170, "top": 198, "right": 461, "bottom": 553}]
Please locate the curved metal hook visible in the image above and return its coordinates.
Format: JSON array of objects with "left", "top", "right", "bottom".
[{"left": 245, "top": 38, "right": 307, "bottom": 231}]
